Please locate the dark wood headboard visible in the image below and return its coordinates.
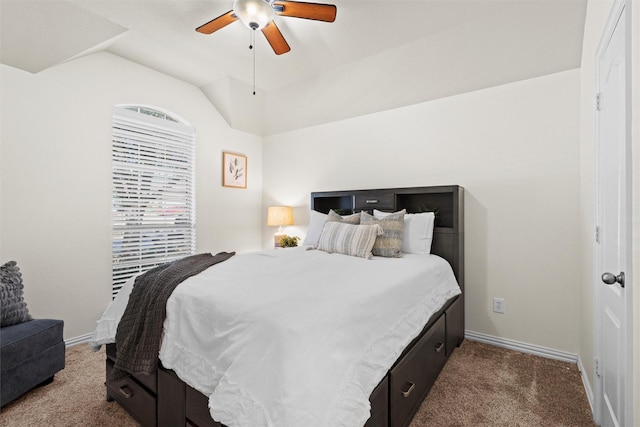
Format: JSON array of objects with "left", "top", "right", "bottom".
[{"left": 310, "top": 185, "right": 464, "bottom": 293}]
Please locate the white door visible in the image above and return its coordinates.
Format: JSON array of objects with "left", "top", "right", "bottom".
[{"left": 594, "top": 1, "right": 630, "bottom": 426}]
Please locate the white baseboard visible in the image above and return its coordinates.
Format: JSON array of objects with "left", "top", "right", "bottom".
[
  {"left": 577, "top": 355, "right": 595, "bottom": 414},
  {"left": 464, "top": 330, "right": 578, "bottom": 363},
  {"left": 465, "top": 330, "right": 595, "bottom": 417},
  {"left": 65, "top": 333, "right": 92, "bottom": 347}
]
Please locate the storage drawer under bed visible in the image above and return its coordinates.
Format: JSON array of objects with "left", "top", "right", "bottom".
[
  {"left": 389, "top": 314, "right": 446, "bottom": 427},
  {"left": 106, "top": 343, "right": 157, "bottom": 393},
  {"left": 106, "top": 359, "right": 157, "bottom": 427}
]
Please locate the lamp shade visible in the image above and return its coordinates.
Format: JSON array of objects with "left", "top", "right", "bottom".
[
  {"left": 267, "top": 206, "right": 294, "bottom": 227},
  {"left": 233, "top": 0, "right": 274, "bottom": 30}
]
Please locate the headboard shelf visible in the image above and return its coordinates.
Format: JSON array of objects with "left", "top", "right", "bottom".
[
  {"left": 311, "top": 194, "right": 354, "bottom": 216},
  {"left": 311, "top": 185, "right": 463, "bottom": 231}
]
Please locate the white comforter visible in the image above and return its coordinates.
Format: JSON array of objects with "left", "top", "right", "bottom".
[{"left": 90, "top": 248, "right": 460, "bottom": 427}]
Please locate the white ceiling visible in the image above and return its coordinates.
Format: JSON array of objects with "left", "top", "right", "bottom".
[{"left": 0, "top": 0, "right": 587, "bottom": 135}]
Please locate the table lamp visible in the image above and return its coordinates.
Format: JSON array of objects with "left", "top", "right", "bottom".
[{"left": 267, "top": 206, "right": 293, "bottom": 248}]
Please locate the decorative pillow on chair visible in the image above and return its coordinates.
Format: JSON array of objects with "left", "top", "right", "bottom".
[
  {"left": 361, "top": 210, "right": 405, "bottom": 257},
  {"left": 316, "top": 222, "right": 381, "bottom": 259},
  {"left": 1, "top": 261, "right": 32, "bottom": 327},
  {"left": 327, "top": 209, "right": 360, "bottom": 224}
]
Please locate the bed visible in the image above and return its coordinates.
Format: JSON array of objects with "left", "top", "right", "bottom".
[{"left": 92, "top": 185, "right": 464, "bottom": 427}]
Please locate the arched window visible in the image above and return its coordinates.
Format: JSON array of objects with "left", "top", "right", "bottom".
[{"left": 111, "top": 105, "right": 196, "bottom": 297}]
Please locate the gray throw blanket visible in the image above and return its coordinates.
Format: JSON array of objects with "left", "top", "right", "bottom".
[{"left": 112, "top": 252, "right": 235, "bottom": 380}]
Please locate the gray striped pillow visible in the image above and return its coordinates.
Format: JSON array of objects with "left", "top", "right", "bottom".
[
  {"left": 316, "top": 222, "right": 382, "bottom": 259},
  {"left": 360, "top": 210, "right": 405, "bottom": 257}
]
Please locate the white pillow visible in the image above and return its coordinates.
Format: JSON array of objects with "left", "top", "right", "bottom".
[
  {"left": 373, "top": 209, "right": 435, "bottom": 255},
  {"left": 302, "top": 210, "right": 328, "bottom": 247}
]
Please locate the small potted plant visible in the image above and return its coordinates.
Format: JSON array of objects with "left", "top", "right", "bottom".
[{"left": 279, "top": 235, "right": 300, "bottom": 248}]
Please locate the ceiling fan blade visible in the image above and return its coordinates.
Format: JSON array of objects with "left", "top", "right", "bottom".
[
  {"left": 262, "top": 20, "right": 291, "bottom": 55},
  {"left": 196, "top": 10, "right": 238, "bottom": 34},
  {"left": 272, "top": 1, "right": 336, "bottom": 22}
]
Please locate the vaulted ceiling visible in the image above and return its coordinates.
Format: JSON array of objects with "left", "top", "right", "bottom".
[{"left": 0, "top": 0, "right": 587, "bottom": 135}]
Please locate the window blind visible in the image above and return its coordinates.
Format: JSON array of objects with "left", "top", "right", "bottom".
[{"left": 112, "top": 106, "right": 196, "bottom": 297}]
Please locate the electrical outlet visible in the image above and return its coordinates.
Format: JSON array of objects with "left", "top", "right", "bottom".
[{"left": 493, "top": 297, "right": 505, "bottom": 314}]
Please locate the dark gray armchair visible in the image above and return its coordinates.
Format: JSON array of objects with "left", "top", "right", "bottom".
[
  {"left": 1, "top": 261, "right": 65, "bottom": 407},
  {"left": 1, "top": 319, "right": 65, "bottom": 406}
]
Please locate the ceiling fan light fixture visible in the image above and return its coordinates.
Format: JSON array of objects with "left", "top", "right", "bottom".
[{"left": 233, "top": 0, "right": 274, "bottom": 30}]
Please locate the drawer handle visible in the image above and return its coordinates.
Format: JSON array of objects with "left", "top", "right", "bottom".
[
  {"left": 119, "top": 385, "right": 134, "bottom": 399},
  {"left": 435, "top": 342, "right": 444, "bottom": 353},
  {"left": 401, "top": 382, "right": 415, "bottom": 398},
  {"left": 365, "top": 200, "right": 379, "bottom": 204}
]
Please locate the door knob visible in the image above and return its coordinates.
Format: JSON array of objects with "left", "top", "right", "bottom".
[{"left": 601, "top": 272, "right": 625, "bottom": 288}]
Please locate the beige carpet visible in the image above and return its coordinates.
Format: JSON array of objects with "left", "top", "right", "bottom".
[
  {"left": 0, "top": 344, "right": 137, "bottom": 427},
  {"left": 0, "top": 340, "right": 594, "bottom": 426},
  {"left": 410, "top": 340, "right": 595, "bottom": 427}
]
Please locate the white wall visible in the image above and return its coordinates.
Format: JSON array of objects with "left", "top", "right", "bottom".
[
  {"left": 262, "top": 69, "right": 582, "bottom": 354},
  {"left": 0, "top": 52, "right": 263, "bottom": 340}
]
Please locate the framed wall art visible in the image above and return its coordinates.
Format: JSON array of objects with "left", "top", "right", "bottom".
[{"left": 222, "top": 152, "right": 247, "bottom": 188}]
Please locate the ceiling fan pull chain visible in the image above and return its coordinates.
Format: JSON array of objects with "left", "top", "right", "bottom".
[{"left": 251, "top": 28, "right": 256, "bottom": 95}]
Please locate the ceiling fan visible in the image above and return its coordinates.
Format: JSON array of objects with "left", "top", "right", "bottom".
[{"left": 196, "top": 0, "right": 337, "bottom": 55}]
